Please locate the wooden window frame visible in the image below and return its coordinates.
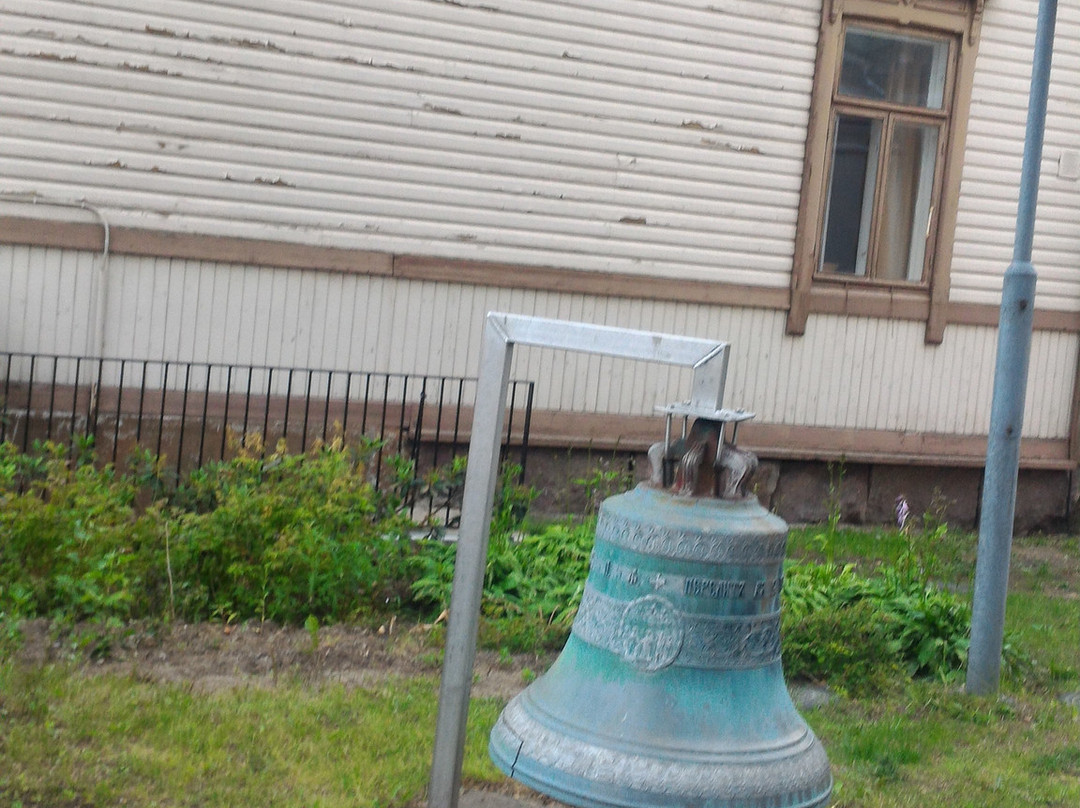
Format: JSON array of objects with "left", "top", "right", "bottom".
[{"left": 788, "top": 0, "right": 985, "bottom": 344}]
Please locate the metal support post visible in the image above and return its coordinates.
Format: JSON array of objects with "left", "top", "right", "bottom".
[
  {"left": 967, "top": 0, "right": 1057, "bottom": 696},
  {"left": 427, "top": 320, "right": 513, "bottom": 808}
]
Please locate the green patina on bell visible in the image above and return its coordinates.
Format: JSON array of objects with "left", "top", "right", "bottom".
[{"left": 489, "top": 418, "right": 832, "bottom": 808}]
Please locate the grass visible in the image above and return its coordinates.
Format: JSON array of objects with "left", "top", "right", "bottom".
[
  {"left": 0, "top": 664, "right": 503, "bottom": 808},
  {"left": 811, "top": 682, "right": 1079, "bottom": 807},
  {"left": 1, "top": 654, "right": 1075, "bottom": 808},
  {"left": 0, "top": 450, "right": 1076, "bottom": 807},
  {"left": 1005, "top": 590, "right": 1079, "bottom": 690},
  {"left": 787, "top": 524, "right": 971, "bottom": 585},
  {"left": 789, "top": 524, "right": 1078, "bottom": 679},
  {"left": 780, "top": 523, "right": 1079, "bottom": 806}
]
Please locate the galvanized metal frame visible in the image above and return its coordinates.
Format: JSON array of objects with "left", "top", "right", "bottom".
[{"left": 428, "top": 313, "right": 734, "bottom": 808}]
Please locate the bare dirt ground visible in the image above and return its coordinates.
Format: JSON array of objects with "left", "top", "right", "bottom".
[{"left": 14, "top": 617, "right": 553, "bottom": 701}]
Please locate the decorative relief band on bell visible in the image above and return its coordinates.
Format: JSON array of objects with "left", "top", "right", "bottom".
[
  {"left": 597, "top": 510, "right": 787, "bottom": 565},
  {"left": 593, "top": 553, "right": 783, "bottom": 602},
  {"left": 572, "top": 587, "right": 782, "bottom": 671}
]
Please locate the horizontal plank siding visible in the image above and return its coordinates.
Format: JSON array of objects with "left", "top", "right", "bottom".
[
  {"left": 0, "top": 0, "right": 819, "bottom": 285},
  {"left": 1, "top": 0, "right": 1077, "bottom": 304},
  {"left": 951, "top": 0, "right": 1080, "bottom": 311}
]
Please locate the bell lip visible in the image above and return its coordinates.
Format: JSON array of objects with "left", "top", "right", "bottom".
[
  {"left": 490, "top": 731, "right": 833, "bottom": 808},
  {"left": 490, "top": 696, "right": 833, "bottom": 808}
]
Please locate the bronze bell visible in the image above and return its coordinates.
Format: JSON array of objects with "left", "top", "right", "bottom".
[{"left": 489, "top": 418, "right": 832, "bottom": 808}]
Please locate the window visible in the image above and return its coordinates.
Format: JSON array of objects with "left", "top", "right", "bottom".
[
  {"left": 822, "top": 27, "right": 950, "bottom": 281},
  {"left": 788, "top": 0, "right": 985, "bottom": 343}
]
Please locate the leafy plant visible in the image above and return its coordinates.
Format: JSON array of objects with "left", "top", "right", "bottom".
[
  {"left": 413, "top": 514, "right": 593, "bottom": 651},
  {"left": 0, "top": 438, "right": 429, "bottom": 628},
  {"left": 782, "top": 598, "right": 903, "bottom": 695},
  {"left": 305, "top": 614, "right": 320, "bottom": 653},
  {"left": 780, "top": 551, "right": 1018, "bottom": 690},
  {"left": 410, "top": 455, "right": 468, "bottom": 536},
  {"left": 573, "top": 456, "right": 634, "bottom": 515},
  {"left": 168, "top": 438, "right": 417, "bottom": 624},
  {"left": 0, "top": 441, "right": 167, "bottom": 624},
  {"left": 0, "top": 438, "right": 1045, "bottom": 695}
]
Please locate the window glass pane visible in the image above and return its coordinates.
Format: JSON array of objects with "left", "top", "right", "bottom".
[
  {"left": 820, "top": 115, "right": 881, "bottom": 276},
  {"left": 839, "top": 28, "right": 949, "bottom": 109},
  {"left": 878, "top": 122, "right": 939, "bottom": 281}
]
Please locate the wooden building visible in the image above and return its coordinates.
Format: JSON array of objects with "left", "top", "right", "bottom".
[{"left": 1, "top": 0, "right": 1078, "bottom": 526}]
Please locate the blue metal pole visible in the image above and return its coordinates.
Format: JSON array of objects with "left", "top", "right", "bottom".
[{"left": 966, "top": 0, "right": 1057, "bottom": 696}]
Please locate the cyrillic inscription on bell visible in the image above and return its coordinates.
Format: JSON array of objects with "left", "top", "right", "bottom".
[{"left": 489, "top": 418, "right": 832, "bottom": 808}]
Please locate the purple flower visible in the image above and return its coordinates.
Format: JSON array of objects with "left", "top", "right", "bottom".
[{"left": 895, "top": 495, "right": 910, "bottom": 530}]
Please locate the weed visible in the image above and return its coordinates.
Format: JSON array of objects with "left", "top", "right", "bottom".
[
  {"left": 0, "top": 440, "right": 1067, "bottom": 698},
  {"left": 782, "top": 551, "right": 1000, "bottom": 689},
  {"left": 406, "top": 457, "right": 464, "bottom": 536},
  {"left": 489, "top": 462, "right": 537, "bottom": 542},
  {"left": 811, "top": 460, "right": 845, "bottom": 564},
  {"left": 413, "top": 517, "right": 594, "bottom": 651},
  {"left": 921, "top": 487, "right": 953, "bottom": 537},
  {"left": 418, "top": 649, "right": 444, "bottom": 668},
  {"left": 573, "top": 456, "right": 634, "bottom": 515},
  {"left": 782, "top": 598, "right": 903, "bottom": 694},
  {"left": 305, "top": 614, "right": 320, "bottom": 654},
  {"left": 0, "top": 614, "right": 24, "bottom": 660}
]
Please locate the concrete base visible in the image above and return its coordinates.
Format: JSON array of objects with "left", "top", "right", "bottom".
[{"left": 462, "top": 789, "right": 559, "bottom": 808}]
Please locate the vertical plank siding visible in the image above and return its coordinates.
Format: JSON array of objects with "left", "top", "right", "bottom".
[{"left": 2, "top": 244, "right": 1076, "bottom": 440}]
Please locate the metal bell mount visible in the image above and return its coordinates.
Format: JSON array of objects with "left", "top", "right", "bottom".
[{"left": 489, "top": 395, "right": 832, "bottom": 808}]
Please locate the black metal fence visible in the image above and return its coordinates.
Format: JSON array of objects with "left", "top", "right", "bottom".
[{"left": 0, "top": 351, "right": 534, "bottom": 497}]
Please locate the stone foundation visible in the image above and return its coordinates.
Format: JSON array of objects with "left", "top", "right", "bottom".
[{"left": 524, "top": 447, "right": 1073, "bottom": 535}]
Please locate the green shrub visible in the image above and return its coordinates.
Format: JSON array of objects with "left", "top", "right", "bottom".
[
  {"left": 866, "top": 569, "right": 971, "bottom": 678},
  {"left": 0, "top": 438, "right": 424, "bottom": 627},
  {"left": 0, "top": 440, "right": 1031, "bottom": 695},
  {"left": 413, "top": 516, "right": 592, "bottom": 650},
  {"left": 0, "top": 441, "right": 166, "bottom": 623},
  {"left": 168, "top": 439, "right": 417, "bottom": 624},
  {"left": 781, "top": 559, "right": 979, "bottom": 689},
  {"left": 782, "top": 599, "right": 903, "bottom": 695}
]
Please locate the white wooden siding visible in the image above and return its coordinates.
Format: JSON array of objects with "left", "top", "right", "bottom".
[
  {"left": 1, "top": 0, "right": 1079, "bottom": 450},
  {"left": 0, "top": 0, "right": 819, "bottom": 286},
  {"left": 2, "top": 243, "right": 1076, "bottom": 440},
  {"left": 952, "top": 0, "right": 1080, "bottom": 311}
]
